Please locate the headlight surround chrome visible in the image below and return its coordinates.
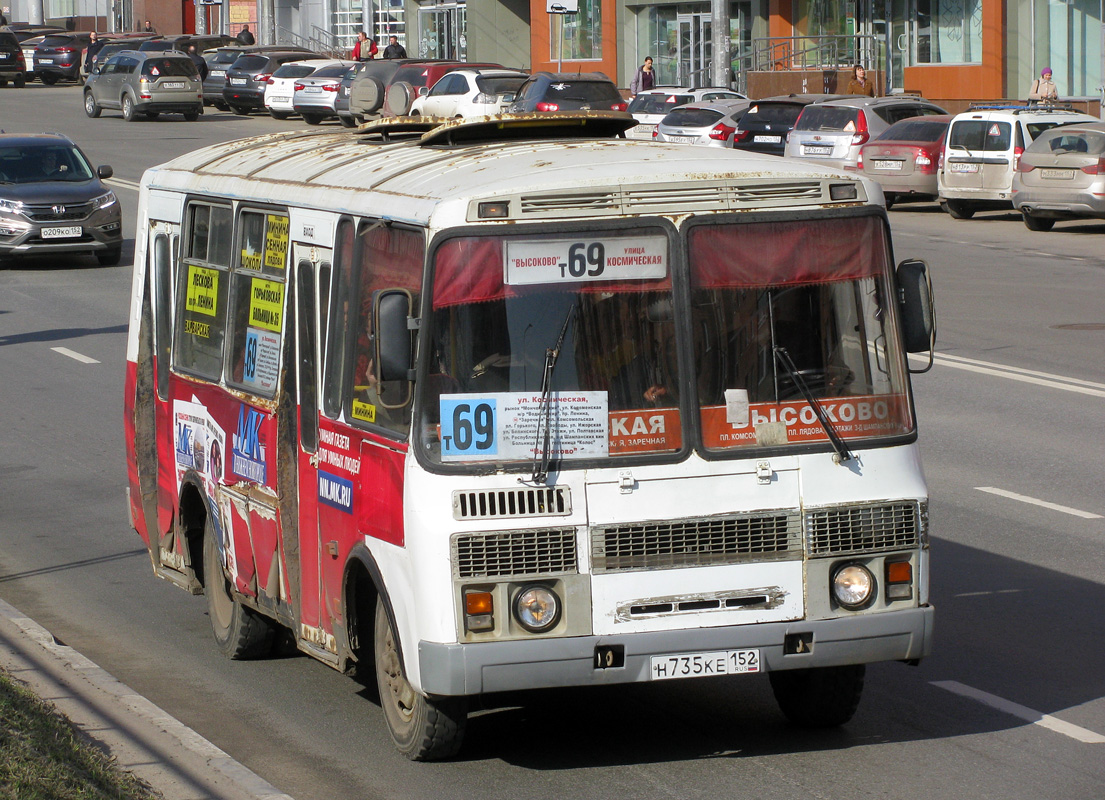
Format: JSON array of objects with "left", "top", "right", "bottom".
[
  {"left": 0, "top": 198, "right": 26, "bottom": 216},
  {"left": 832, "top": 563, "right": 875, "bottom": 610},
  {"left": 91, "top": 191, "right": 118, "bottom": 211},
  {"left": 512, "top": 585, "right": 561, "bottom": 633}
]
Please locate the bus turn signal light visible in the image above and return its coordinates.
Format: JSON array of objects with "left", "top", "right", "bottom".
[
  {"left": 886, "top": 560, "right": 913, "bottom": 600},
  {"left": 465, "top": 590, "right": 494, "bottom": 632}
]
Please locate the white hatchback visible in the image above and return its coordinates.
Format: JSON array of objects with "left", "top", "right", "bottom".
[
  {"left": 626, "top": 86, "right": 745, "bottom": 141},
  {"left": 264, "top": 59, "right": 343, "bottom": 120},
  {"left": 408, "top": 68, "right": 530, "bottom": 119}
]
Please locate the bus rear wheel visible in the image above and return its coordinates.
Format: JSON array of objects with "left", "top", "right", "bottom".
[
  {"left": 374, "top": 600, "right": 466, "bottom": 760},
  {"left": 203, "top": 519, "right": 274, "bottom": 659},
  {"left": 769, "top": 664, "right": 865, "bottom": 728}
]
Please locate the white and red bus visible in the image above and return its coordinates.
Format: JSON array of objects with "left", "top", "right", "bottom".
[{"left": 124, "top": 113, "right": 936, "bottom": 760}]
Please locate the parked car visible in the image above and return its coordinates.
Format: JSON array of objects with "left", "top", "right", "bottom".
[
  {"left": 34, "top": 32, "right": 93, "bottom": 84},
  {"left": 290, "top": 61, "right": 356, "bottom": 125},
  {"left": 84, "top": 50, "right": 203, "bottom": 122},
  {"left": 0, "top": 28, "right": 27, "bottom": 88},
  {"left": 343, "top": 58, "right": 422, "bottom": 125},
  {"left": 506, "top": 71, "right": 627, "bottom": 114},
  {"left": 264, "top": 58, "right": 343, "bottom": 119},
  {"left": 18, "top": 35, "right": 48, "bottom": 81},
  {"left": 938, "top": 104, "right": 1099, "bottom": 219},
  {"left": 139, "top": 34, "right": 237, "bottom": 53},
  {"left": 625, "top": 86, "right": 745, "bottom": 140},
  {"left": 857, "top": 115, "right": 951, "bottom": 206},
  {"left": 653, "top": 97, "right": 754, "bottom": 147},
  {"left": 1012, "top": 122, "right": 1105, "bottom": 230},
  {"left": 223, "top": 50, "right": 320, "bottom": 115},
  {"left": 0, "top": 132, "right": 123, "bottom": 266},
  {"left": 382, "top": 60, "right": 505, "bottom": 116},
  {"left": 784, "top": 95, "right": 947, "bottom": 171},
  {"left": 731, "top": 97, "right": 826, "bottom": 156},
  {"left": 202, "top": 44, "right": 309, "bottom": 109},
  {"left": 408, "top": 68, "right": 529, "bottom": 118}
]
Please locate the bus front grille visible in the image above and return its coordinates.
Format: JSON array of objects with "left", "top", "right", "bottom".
[
  {"left": 591, "top": 512, "right": 802, "bottom": 573},
  {"left": 453, "top": 528, "right": 579, "bottom": 579},
  {"left": 452, "top": 486, "right": 571, "bottom": 521},
  {"left": 806, "top": 501, "right": 925, "bottom": 557}
]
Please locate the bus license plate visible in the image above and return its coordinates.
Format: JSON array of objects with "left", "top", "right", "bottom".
[
  {"left": 950, "top": 162, "right": 978, "bottom": 173},
  {"left": 1041, "top": 168, "right": 1074, "bottom": 180},
  {"left": 41, "top": 226, "right": 82, "bottom": 239},
  {"left": 803, "top": 145, "right": 832, "bottom": 156},
  {"left": 753, "top": 134, "right": 780, "bottom": 143},
  {"left": 873, "top": 159, "right": 903, "bottom": 170},
  {"left": 162, "top": 81, "right": 185, "bottom": 89},
  {"left": 650, "top": 649, "right": 760, "bottom": 680}
]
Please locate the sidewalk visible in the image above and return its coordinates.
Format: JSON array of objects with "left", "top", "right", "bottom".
[{"left": 0, "top": 597, "right": 295, "bottom": 800}]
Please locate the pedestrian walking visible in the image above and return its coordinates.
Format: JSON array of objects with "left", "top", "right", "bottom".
[
  {"left": 236, "top": 24, "right": 255, "bottom": 46},
  {"left": 382, "top": 35, "right": 406, "bottom": 59},
  {"left": 1028, "top": 67, "right": 1058, "bottom": 104},
  {"left": 629, "top": 56, "right": 655, "bottom": 96},
  {"left": 846, "top": 64, "right": 875, "bottom": 96},
  {"left": 187, "top": 45, "right": 208, "bottom": 81},
  {"left": 351, "top": 31, "right": 377, "bottom": 61}
]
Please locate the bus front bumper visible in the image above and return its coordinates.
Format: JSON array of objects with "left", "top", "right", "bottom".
[{"left": 417, "top": 605, "right": 934, "bottom": 696}]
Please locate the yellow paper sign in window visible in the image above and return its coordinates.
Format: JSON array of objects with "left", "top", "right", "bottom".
[
  {"left": 249, "top": 278, "right": 284, "bottom": 333},
  {"left": 186, "top": 264, "right": 219, "bottom": 317},
  {"left": 352, "top": 399, "right": 377, "bottom": 423},
  {"left": 264, "top": 214, "right": 289, "bottom": 272}
]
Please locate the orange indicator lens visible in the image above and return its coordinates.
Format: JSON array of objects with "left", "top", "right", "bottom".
[{"left": 465, "top": 591, "right": 493, "bottom": 616}]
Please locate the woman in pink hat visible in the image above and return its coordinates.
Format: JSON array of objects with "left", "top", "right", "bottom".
[{"left": 1029, "top": 67, "right": 1058, "bottom": 103}]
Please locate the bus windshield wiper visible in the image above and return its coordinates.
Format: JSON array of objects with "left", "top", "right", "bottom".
[
  {"left": 773, "top": 346, "right": 853, "bottom": 464},
  {"left": 529, "top": 304, "right": 576, "bottom": 485}
]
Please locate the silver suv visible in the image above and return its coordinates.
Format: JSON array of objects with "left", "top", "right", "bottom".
[
  {"left": 84, "top": 50, "right": 203, "bottom": 122},
  {"left": 784, "top": 95, "right": 947, "bottom": 171}
]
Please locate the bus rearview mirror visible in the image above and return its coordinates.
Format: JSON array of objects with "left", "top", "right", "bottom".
[
  {"left": 374, "top": 289, "right": 414, "bottom": 384},
  {"left": 896, "top": 259, "right": 936, "bottom": 368}
]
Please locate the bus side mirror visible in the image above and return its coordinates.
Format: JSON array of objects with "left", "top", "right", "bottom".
[
  {"left": 374, "top": 288, "right": 414, "bottom": 383},
  {"left": 896, "top": 258, "right": 936, "bottom": 371}
]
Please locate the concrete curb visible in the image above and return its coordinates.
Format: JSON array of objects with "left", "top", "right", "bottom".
[{"left": 0, "top": 596, "right": 295, "bottom": 800}]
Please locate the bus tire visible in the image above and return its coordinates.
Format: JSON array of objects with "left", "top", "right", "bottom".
[
  {"left": 374, "top": 599, "right": 467, "bottom": 760},
  {"left": 203, "top": 519, "right": 274, "bottom": 660},
  {"left": 769, "top": 664, "right": 865, "bottom": 728}
]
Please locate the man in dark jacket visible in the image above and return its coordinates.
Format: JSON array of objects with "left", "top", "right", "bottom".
[
  {"left": 236, "top": 24, "right": 255, "bottom": 45},
  {"left": 382, "top": 35, "right": 406, "bottom": 59},
  {"left": 187, "top": 45, "right": 208, "bottom": 80}
]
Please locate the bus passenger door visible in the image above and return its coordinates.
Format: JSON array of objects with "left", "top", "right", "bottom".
[{"left": 293, "top": 248, "right": 332, "bottom": 652}]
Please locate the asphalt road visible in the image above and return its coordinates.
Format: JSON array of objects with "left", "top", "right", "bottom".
[{"left": 1, "top": 83, "right": 1103, "bottom": 800}]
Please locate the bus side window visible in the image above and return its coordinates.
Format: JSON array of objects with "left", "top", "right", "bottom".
[
  {"left": 174, "top": 203, "right": 233, "bottom": 381},
  {"left": 226, "top": 209, "right": 291, "bottom": 398},
  {"left": 347, "top": 223, "right": 423, "bottom": 436},
  {"left": 297, "top": 260, "right": 319, "bottom": 453},
  {"left": 323, "top": 219, "right": 355, "bottom": 418},
  {"left": 152, "top": 232, "right": 172, "bottom": 400}
]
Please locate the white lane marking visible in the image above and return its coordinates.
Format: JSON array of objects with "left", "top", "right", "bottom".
[
  {"left": 51, "top": 346, "right": 100, "bottom": 364},
  {"left": 933, "top": 680, "right": 1105, "bottom": 744},
  {"left": 104, "top": 177, "right": 141, "bottom": 191},
  {"left": 975, "top": 486, "right": 1103, "bottom": 520},
  {"left": 910, "top": 353, "right": 1105, "bottom": 398}
]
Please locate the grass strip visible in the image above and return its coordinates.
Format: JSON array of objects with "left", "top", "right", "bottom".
[{"left": 0, "top": 665, "right": 158, "bottom": 800}]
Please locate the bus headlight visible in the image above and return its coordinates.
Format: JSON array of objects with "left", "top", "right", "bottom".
[
  {"left": 832, "top": 564, "right": 875, "bottom": 610},
  {"left": 513, "top": 585, "right": 560, "bottom": 633}
]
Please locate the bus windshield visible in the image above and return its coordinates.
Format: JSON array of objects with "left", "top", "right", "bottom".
[{"left": 418, "top": 215, "right": 912, "bottom": 468}]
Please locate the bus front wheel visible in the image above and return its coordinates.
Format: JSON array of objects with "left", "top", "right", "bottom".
[
  {"left": 374, "top": 600, "right": 467, "bottom": 760},
  {"left": 769, "top": 664, "right": 865, "bottom": 728},
  {"left": 203, "top": 519, "right": 274, "bottom": 660}
]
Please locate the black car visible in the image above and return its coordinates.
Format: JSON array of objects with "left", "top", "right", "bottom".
[
  {"left": 222, "top": 49, "right": 319, "bottom": 115},
  {"left": 34, "top": 32, "right": 93, "bottom": 84},
  {"left": 139, "top": 34, "right": 237, "bottom": 53},
  {"left": 83, "top": 37, "right": 154, "bottom": 79},
  {"left": 507, "top": 72, "right": 626, "bottom": 113},
  {"left": 203, "top": 44, "right": 308, "bottom": 108},
  {"left": 731, "top": 96, "right": 829, "bottom": 156},
  {"left": 0, "top": 132, "right": 123, "bottom": 266},
  {"left": 0, "top": 28, "right": 27, "bottom": 87}
]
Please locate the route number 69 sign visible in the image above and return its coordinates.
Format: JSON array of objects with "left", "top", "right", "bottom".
[{"left": 504, "top": 235, "right": 668, "bottom": 286}]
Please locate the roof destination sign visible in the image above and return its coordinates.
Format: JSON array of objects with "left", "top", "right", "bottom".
[{"left": 505, "top": 235, "right": 668, "bottom": 285}]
